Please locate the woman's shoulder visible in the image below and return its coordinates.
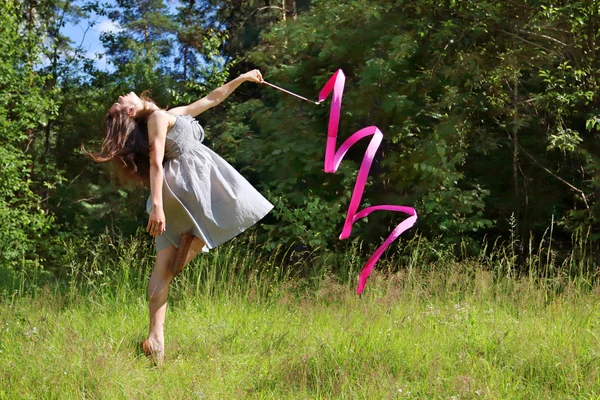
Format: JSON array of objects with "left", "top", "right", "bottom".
[
  {"left": 147, "top": 109, "right": 178, "bottom": 131},
  {"left": 148, "top": 109, "right": 174, "bottom": 121}
]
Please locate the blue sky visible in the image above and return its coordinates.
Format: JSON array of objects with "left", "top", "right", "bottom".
[
  {"left": 60, "top": 1, "right": 226, "bottom": 78},
  {"left": 61, "top": 8, "right": 122, "bottom": 71},
  {"left": 61, "top": 1, "right": 180, "bottom": 71}
]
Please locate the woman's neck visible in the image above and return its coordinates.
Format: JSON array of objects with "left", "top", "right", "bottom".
[{"left": 136, "top": 101, "right": 159, "bottom": 113}]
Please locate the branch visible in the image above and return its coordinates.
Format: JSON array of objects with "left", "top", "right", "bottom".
[
  {"left": 75, "top": 196, "right": 101, "bottom": 204},
  {"left": 517, "top": 142, "right": 590, "bottom": 209},
  {"left": 239, "top": 6, "right": 287, "bottom": 28},
  {"left": 496, "top": 29, "right": 554, "bottom": 53},
  {"left": 517, "top": 29, "right": 569, "bottom": 47},
  {"left": 56, "top": 169, "right": 86, "bottom": 208},
  {"left": 79, "top": 15, "right": 100, "bottom": 49},
  {"left": 543, "top": 27, "right": 571, "bottom": 35}
]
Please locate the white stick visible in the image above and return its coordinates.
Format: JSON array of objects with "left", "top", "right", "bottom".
[{"left": 262, "top": 81, "right": 321, "bottom": 105}]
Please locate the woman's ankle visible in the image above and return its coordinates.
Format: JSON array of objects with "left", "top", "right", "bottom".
[{"left": 146, "top": 333, "right": 164, "bottom": 347}]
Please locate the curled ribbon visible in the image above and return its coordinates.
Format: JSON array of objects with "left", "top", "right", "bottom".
[
  {"left": 265, "top": 69, "right": 418, "bottom": 294},
  {"left": 318, "top": 70, "right": 417, "bottom": 294}
]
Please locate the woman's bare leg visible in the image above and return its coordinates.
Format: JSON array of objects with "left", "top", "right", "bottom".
[
  {"left": 183, "top": 237, "right": 205, "bottom": 266},
  {"left": 143, "top": 238, "right": 204, "bottom": 362},
  {"left": 145, "top": 245, "right": 177, "bottom": 357}
]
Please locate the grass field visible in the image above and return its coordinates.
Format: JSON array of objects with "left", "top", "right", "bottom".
[{"left": 1, "top": 235, "right": 599, "bottom": 399}]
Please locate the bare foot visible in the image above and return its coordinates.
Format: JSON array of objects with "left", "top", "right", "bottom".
[{"left": 141, "top": 337, "right": 164, "bottom": 365}]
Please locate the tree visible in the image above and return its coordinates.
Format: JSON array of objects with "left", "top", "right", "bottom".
[
  {"left": 211, "top": 0, "right": 600, "bottom": 260},
  {"left": 0, "top": 0, "right": 56, "bottom": 280},
  {"left": 102, "top": 0, "right": 174, "bottom": 67}
]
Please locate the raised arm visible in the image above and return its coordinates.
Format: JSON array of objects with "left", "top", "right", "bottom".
[
  {"left": 146, "top": 110, "right": 169, "bottom": 237},
  {"left": 169, "top": 70, "right": 263, "bottom": 117}
]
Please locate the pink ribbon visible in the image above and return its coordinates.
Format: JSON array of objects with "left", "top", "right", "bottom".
[{"left": 317, "top": 70, "right": 418, "bottom": 294}]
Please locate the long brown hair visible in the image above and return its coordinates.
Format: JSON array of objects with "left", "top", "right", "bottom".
[{"left": 83, "top": 92, "right": 157, "bottom": 186}]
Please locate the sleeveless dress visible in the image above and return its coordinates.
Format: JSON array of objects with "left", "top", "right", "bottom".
[{"left": 146, "top": 113, "right": 274, "bottom": 253}]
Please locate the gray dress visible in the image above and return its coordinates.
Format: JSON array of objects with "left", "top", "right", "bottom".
[{"left": 146, "top": 113, "right": 274, "bottom": 253}]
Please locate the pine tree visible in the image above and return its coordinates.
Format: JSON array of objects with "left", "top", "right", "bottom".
[{"left": 102, "top": 0, "right": 175, "bottom": 71}]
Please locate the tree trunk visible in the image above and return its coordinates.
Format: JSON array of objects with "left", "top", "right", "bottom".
[
  {"left": 512, "top": 74, "right": 521, "bottom": 254},
  {"left": 291, "top": 0, "right": 297, "bottom": 20},
  {"left": 512, "top": 77, "right": 519, "bottom": 203},
  {"left": 183, "top": 46, "right": 188, "bottom": 81},
  {"left": 45, "top": 0, "right": 70, "bottom": 157},
  {"left": 28, "top": 0, "right": 36, "bottom": 25}
]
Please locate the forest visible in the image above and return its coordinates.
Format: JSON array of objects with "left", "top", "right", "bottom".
[{"left": 3, "top": 0, "right": 600, "bottom": 285}]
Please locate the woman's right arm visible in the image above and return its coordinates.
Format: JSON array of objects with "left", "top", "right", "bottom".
[
  {"left": 146, "top": 111, "right": 169, "bottom": 237},
  {"left": 169, "top": 70, "right": 263, "bottom": 117}
]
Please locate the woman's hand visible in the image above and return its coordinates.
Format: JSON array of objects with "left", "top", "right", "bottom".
[
  {"left": 241, "top": 69, "right": 263, "bottom": 84},
  {"left": 147, "top": 206, "right": 166, "bottom": 237}
]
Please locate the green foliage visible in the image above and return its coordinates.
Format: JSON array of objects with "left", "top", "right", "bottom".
[
  {"left": 204, "top": 0, "right": 600, "bottom": 256},
  {"left": 0, "top": 0, "right": 55, "bottom": 279},
  {"left": 6, "top": 0, "right": 600, "bottom": 280},
  {"left": 264, "top": 192, "right": 344, "bottom": 249},
  {"left": 224, "top": 0, "right": 501, "bottom": 247}
]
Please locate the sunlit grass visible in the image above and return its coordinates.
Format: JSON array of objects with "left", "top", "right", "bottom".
[{"left": 1, "top": 232, "right": 599, "bottom": 398}]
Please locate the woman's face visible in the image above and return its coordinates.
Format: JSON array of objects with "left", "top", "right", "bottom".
[{"left": 109, "top": 92, "right": 141, "bottom": 115}]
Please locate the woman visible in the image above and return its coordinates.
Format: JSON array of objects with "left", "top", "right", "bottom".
[{"left": 85, "top": 70, "right": 273, "bottom": 363}]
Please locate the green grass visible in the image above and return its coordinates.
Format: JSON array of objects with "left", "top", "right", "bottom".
[
  {"left": 1, "top": 234, "right": 600, "bottom": 398},
  {"left": 2, "top": 272, "right": 600, "bottom": 398}
]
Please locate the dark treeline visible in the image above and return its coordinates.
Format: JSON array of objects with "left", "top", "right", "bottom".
[{"left": 2, "top": 0, "right": 600, "bottom": 283}]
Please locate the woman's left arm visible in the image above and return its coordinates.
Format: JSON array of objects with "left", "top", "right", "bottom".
[
  {"left": 169, "top": 70, "right": 263, "bottom": 117},
  {"left": 146, "top": 111, "right": 169, "bottom": 237}
]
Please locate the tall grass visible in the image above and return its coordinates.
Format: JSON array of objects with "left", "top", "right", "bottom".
[
  {"left": 3, "top": 222, "right": 598, "bottom": 301},
  {"left": 1, "top": 229, "right": 599, "bottom": 398}
]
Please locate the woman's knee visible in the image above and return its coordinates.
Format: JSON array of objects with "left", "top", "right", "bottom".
[{"left": 155, "top": 245, "right": 177, "bottom": 276}]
